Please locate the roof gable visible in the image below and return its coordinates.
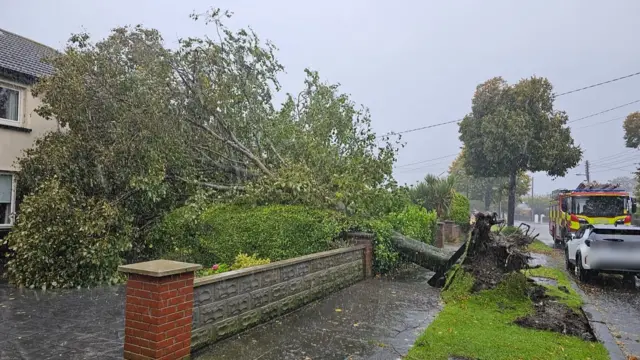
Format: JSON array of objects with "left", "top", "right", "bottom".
[{"left": 0, "top": 28, "right": 57, "bottom": 83}]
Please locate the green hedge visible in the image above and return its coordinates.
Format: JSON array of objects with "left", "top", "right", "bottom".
[
  {"left": 156, "top": 202, "right": 437, "bottom": 275},
  {"left": 155, "top": 204, "right": 345, "bottom": 266},
  {"left": 387, "top": 204, "right": 438, "bottom": 244},
  {"left": 449, "top": 192, "right": 470, "bottom": 227}
]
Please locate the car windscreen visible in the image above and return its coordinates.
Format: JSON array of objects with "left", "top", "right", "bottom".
[
  {"left": 592, "top": 228, "right": 640, "bottom": 236},
  {"left": 571, "top": 196, "right": 626, "bottom": 217}
]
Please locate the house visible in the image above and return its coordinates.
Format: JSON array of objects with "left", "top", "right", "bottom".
[{"left": 0, "top": 29, "right": 58, "bottom": 231}]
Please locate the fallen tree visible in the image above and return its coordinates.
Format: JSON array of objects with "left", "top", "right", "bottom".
[{"left": 391, "top": 232, "right": 450, "bottom": 270}]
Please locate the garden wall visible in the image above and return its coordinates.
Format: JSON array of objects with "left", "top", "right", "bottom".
[{"left": 190, "top": 245, "right": 369, "bottom": 352}]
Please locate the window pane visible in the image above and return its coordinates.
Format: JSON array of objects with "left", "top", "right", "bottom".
[
  {"left": 0, "top": 174, "right": 12, "bottom": 204},
  {"left": 0, "top": 86, "right": 19, "bottom": 121}
]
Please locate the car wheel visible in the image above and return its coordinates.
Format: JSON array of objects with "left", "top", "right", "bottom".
[
  {"left": 575, "top": 253, "right": 591, "bottom": 283},
  {"left": 622, "top": 274, "right": 637, "bottom": 289},
  {"left": 565, "top": 248, "right": 575, "bottom": 271}
]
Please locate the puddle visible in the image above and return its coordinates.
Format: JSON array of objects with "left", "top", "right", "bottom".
[
  {"left": 530, "top": 276, "right": 558, "bottom": 287},
  {"left": 528, "top": 253, "right": 548, "bottom": 267}
]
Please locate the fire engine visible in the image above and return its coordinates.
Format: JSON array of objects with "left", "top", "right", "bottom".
[{"left": 549, "top": 182, "right": 636, "bottom": 246}]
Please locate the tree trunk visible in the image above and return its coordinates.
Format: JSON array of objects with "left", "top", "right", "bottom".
[
  {"left": 507, "top": 171, "right": 517, "bottom": 226},
  {"left": 391, "top": 233, "right": 450, "bottom": 271},
  {"left": 483, "top": 185, "right": 493, "bottom": 211}
]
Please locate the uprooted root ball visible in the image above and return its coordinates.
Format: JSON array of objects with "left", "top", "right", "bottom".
[{"left": 447, "top": 212, "right": 534, "bottom": 292}]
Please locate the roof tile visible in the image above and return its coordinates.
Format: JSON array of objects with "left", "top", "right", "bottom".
[{"left": 0, "top": 28, "right": 56, "bottom": 79}]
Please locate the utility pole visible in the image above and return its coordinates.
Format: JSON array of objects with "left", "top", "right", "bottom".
[
  {"left": 531, "top": 175, "right": 534, "bottom": 222},
  {"left": 585, "top": 160, "right": 591, "bottom": 183}
]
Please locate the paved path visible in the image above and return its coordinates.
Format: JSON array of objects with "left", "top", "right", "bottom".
[
  {"left": 0, "top": 264, "right": 441, "bottom": 360},
  {"left": 0, "top": 282, "right": 125, "bottom": 360},
  {"left": 195, "top": 264, "right": 442, "bottom": 360},
  {"left": 522, "top": 221, "right": 640, "bottom": 359}
]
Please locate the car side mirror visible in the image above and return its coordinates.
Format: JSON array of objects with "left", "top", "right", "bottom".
[{"left": 585, "top": 239, "right": 591, "bottom": 247}]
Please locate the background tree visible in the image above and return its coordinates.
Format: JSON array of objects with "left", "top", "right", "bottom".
[
  {"left": 448, "top": 150, "right": 530, "bottom": 211},
  {"left": 607, "top": 176, "right": 637, "bottom": 194},
  {"left": 458, "top": 77, "right": 582, "bottom": 225},
  {"left": 623, "top": 111, "right": 640, "bottom": 149},
  {"left": 408, "top": 175, "right": 456, "bottom": 218},
  {"left": 622, "top": 112, "right": 640, "bottom": 198}
]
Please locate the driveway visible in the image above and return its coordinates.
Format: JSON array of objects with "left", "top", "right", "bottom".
[
  {"left": 0, "top": 282, "right": 125, "bottom": 360},
  {"left": 523, "top": 221, "right": 640, "bottom": 359}
]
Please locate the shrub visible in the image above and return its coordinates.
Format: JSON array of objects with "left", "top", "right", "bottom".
[
  {"left": 230, "top": 253, "right": 271, "bottom": 270},
  {"left": 346, "top": 218, "right": 398, "bottom": 274},
  {"left": 449, "top": 192, "right": 470, "bottom": 227},
  {"left": 196, "top": 204, "right": 344, "bottom": 264},
  {"left": 2, "top": 179, "right": 131, "bottom": 289},
  {"left": 197, "top": 263, "right": 231, "bottom": 277},
  {"left": 387, "top": 204, "right": 438, "bottom": 244},
  {"left": 150, "top": 194, "right": 214, "bottom": 266}
]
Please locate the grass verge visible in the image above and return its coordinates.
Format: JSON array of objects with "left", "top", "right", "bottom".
[
  {"left": 522, "top": 267, "right": 583, "bottom": 310},
  {"left": 527, "top": 239, "right": 556, "bottom": 255},
  {"left": 407, "top": 268, "right": 608, "bottom": 360}
]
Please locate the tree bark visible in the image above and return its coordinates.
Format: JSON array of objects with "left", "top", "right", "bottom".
[
  {"left": 483, "top": 185, "right": 493, "bottom": 211},
  {"left": 391, "top": 233, "right": 450, "bottom": 271},
  {"left": 507, "top": 170, "right": 517, "bottom": 226}
]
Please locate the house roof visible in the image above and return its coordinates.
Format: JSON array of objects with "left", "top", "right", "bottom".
[{"left": 0, "top": 28, "right": 57, "bottom": 84}]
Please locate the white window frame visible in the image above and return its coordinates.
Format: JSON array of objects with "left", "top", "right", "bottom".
[
  {"left": 0, "top": 80, "right": 24, "bottom": 127},
  {"left": 0, "top": 172, "right": 16, "bottom": 228}
]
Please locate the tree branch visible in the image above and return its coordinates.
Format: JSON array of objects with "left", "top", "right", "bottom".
[
  {"left": 171, "top": 60, "right": 274, "bottom": 177},
  {"left": 173, "top": 175, "right": 245, "bottom": 191}
]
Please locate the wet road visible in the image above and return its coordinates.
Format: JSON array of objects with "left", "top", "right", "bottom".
[
  {"left": 195, "top": 264, "right": 442, "bottom": 360},
  {"left": 523, "top": 221, "right": 640, "bottom": 359}
]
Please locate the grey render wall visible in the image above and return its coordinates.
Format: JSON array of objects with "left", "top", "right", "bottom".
[{"left": 191, "top": 246, "right": 366, "bottom": 352}]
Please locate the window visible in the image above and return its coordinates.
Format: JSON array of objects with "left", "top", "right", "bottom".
[
  {"left": 0, "top": 84, "right": 21, "bottom": 123},
  {"left": 571, "top": 196, "right": 626, "bottom": 217},
  {"left": 0, "top": 173, "right": 15, "bottom": 226}
]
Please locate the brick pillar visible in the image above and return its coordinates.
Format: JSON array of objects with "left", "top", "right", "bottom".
[
  {"left": 443, "top": 220, "right": 454, "bottom": 243},
  {"left": 347, "top": 232, "right": 374, "bottom": 278},
  {"left": 119, "top": 260, "right": 202, "bottom": 360},
  {"left": 355, "top": 239, "right": 374, "bottom": 278},
  {"left": 452, "top": 224, "right": 460, "bottom": 242},
  {"left": 435, "top": 222, "right": 444, "bottom": 248}
]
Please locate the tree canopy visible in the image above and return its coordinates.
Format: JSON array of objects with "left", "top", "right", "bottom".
[
  {"left": 458, "top": 76, "right": 582, "bottom": 225},
  {"left": 448, "top": 150, "right": 530, "bottom": 210},
  {"left": 15, "top": 9, "right": 402, "bottom": 260},
  {"left": 623, "top": 111, "right": 640, "bottom": 149}
]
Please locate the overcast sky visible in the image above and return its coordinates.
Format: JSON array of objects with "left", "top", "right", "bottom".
[{"left": 4, "top": 0, "right": 640, "bottom": 195}]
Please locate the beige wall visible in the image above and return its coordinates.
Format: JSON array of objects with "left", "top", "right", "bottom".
[{"left": 0, "top": 77, "right": 59, "bottom": 172}]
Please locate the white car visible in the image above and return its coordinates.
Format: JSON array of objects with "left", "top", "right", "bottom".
[{"left": 564, "top": 224, "right": 640, "bottom": 285}]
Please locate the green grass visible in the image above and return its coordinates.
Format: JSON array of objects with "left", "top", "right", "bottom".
[
  {"left": 407, "top": 268, "right": 607, "bottom": 360},
  {"left": 527, "top": 239, "right": 556, "bottom": 255}
]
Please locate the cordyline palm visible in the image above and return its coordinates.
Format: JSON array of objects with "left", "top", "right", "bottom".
[{"left": 409, "top": 174, "right": 456, "bottom": 218}]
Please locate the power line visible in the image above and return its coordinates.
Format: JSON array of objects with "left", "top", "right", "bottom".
[
  {"left": 394, "top": 153, "right": 458, "bottom": 168},
  {"left": 380, "top": 98, "right": 640, "bottom": 138},
  {"left": 395, "top": 160, "right": 453, "bottom": 174},
  {"left": 567, "top": 99, "right": 640, "bottom": 124},
  {"left": 589, "top": 149, "right": 638, "bottom": 166},
  {"left": 554, "top": 71, "right": 640, "bottom": 97},
  {"left": 380, "top": 73, "right": 640, "bottom": 137},
  {"left": 590, "top": 164, "right": 637, "bottom": 174},
  {"left": 572, "top": 115, "right": 627, "bottom": 130}
]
